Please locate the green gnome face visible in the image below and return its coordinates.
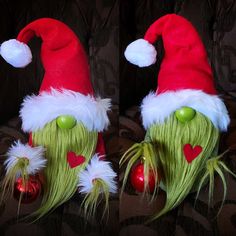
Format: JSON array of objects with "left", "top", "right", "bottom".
[
  {"left": 120, "top": 108, "right": 234, "bottom": 221},
  {"left": 122, "top": 14, "right": 231, "bottom": 221},
  {"left": 146, "top": 111, "right": 219, "bottom": 219},
  {"left": 32, "top": 118, "right": 97, "bottom": 218},
  {"left": 0, "top": 18, "right": 117, "bottom": 221}
]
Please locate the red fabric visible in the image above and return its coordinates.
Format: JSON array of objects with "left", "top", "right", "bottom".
[
  {"left": 96, "top": 133, "right": 106, "bottom": 159},
  {"left": 17, "top": 18, "right": 94, "bottom": 96},
  {"left": 144, "top": 14, "right": 217, "bottom": 95},
  {"left": 17, "top": 18, "right": 102, "bottom": 153},
  {"left": 183, "top": 144, "right": 203, "bottom": 163},
  {"left": 67, "top": 152, "right": 86, "bottom": 168},
  {"left": 28, "top": 132, "right": 33, "bottom": 146}
]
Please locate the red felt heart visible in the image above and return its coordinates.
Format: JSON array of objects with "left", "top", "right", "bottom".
[
  {"left": 183, "top": 144, "right": 202, "bottom": 163},
  {"left": 67, "top": 152, "right": 85, "bottom": 168}
]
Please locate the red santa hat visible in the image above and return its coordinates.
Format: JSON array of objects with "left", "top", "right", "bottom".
[
  {"left": 0, "top": 18, "right": 110, "bottom": 153},
  {"left": 0, "top": 18, "right": 110, "bottom": 133},
  {"left": 124, "top": 14, "right": 229, "bottom": 131},
  {"left": 0, "top": 18, "right": 116, "bottom": 193}
]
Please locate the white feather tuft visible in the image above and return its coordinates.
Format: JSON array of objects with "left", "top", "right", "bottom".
[
  {"left": 5, "top": 141, "right": 46, "bottom": 176},
  {"left": 141, "top": 90, "right": 230, "bottom": 131},
  {"left": 124, "top": 39, "right": 157, "bottom": 67},
  {"left": 78, "top": 154, "right": 117, "bottom": 194},
  {"left": 20, "top": 88, "right": 111, "bottom": 132},
  {"left": 0, "top": 39, "right": 32, "bottom": 68}
]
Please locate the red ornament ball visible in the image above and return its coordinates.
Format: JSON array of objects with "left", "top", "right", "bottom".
[
  {"left": 14, "top": 175, "right": 41, "bottom": 204},
  {"left": 130, "top": 163, "right": 158, "bottom": 193}
]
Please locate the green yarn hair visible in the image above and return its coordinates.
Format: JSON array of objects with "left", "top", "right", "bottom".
[
  {"left": 121, "top": 111, "right": 235, "bottom": 220},
  {"left": 120, "top": 141, "right": 159, "bottom": 198},
  {"left": 81, "top": 178, "right": 110, "bottom": 220},
  {"left": 148, "top": 112, "right": 219, "bottom": 220},
  {"left": 31, "top": 120, "right": 97, "bottom": 219},
  {"left": 196, "top": 151, "right": 236, "bottom": 215},
  {"left": 0, "top": 157, "right": 30, "bottom": 216}
]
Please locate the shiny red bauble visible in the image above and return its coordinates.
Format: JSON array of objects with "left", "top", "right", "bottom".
[
  {"left": 14, "top": 175, "right": 41, "bottom": 204},
  {"left": 130, "top": 163, "right": 158, "bottom": 193}
]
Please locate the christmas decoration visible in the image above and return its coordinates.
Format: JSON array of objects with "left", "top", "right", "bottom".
[
  {"left": 14, "top": 175, "right": 41, "bottom": 204},
  {"left": 130, "top": 162, "right": 157, "bottom": 193},
  {"left": 120, "top": 142, "right": 160, "bottom": 195},
  {"left": 0, "top": 18, "right": 116, "bottom": 219},
  {"left": 121, "top": 14, "right": 234, "bottom": 220}
]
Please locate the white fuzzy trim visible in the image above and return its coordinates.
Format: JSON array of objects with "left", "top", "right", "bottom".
[
  {"left": 20, "top": 88, "right": 111, "bottom": 132},
  {"left": 5, "top": 141, "right": 46, "bottom": 176},
  {"left": 124, "top": 39, "right": 157, "bottom": 67},
  {"left": 78, "top": 154, "right": 117, "bottom": 194},
  {"left": 0, "top": 39, "right": 32, "bottom": 68},
  {"left": 141, "top": 90, "right": 230, "bottom": 131}
]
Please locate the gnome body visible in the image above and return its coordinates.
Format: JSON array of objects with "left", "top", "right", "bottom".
[
  {"left": 121, "top": 14, "right": 231, "bottom": 220},
  {"left": 0, "top": 18, "right": 116, "bottom": 219}
]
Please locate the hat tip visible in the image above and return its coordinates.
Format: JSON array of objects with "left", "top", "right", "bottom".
[
  {"left": 0, "top": 39, "right": 32, "bottom": 68},
  {"left": 124, "top": 39, "right": 157, "bottom": 67}
]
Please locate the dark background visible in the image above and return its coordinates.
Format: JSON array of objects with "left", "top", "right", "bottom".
[
  {"left": 120, "top": 0, "right": 236, "bottom": 235},
  {"left": 0, "top": 0, "right": 236, "bottom": 235},
  {"left": 0, "top": 0, "right": 119, "bottom": 235}
]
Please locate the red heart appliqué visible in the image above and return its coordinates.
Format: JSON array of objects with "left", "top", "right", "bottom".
[
  {"left": 183, "top": 144, "right": 203, "bottom": 164},
  {"left": 67, "top": 152, "right": 85, "bottom": 168}
]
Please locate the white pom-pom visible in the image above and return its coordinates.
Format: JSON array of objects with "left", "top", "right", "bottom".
[
  {"left": 0, "top": 39, "right": 32, "bottom": 68},
  {"left": 78, "top": 154, "right": 117, "bottom": 194},
  {"left": 124, "top": 39, "right": 157, "bottom": 67},
  {"left": 5, "top": 141, "right": 46, "bottom": 176}
]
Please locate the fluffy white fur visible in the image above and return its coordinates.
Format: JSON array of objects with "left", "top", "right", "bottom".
[
  {"left": 141, "top": 90, "right": 230, "bottom": 131},
  {"left": 5, "top": 141, "right": 46, "bottom": 176},
  {"left": 78, "top": 154, "right": 117, "bottom": 194},
  {"left": 0, "top": 39, "right": 32, "bottom": 68},
  {"left": 124, "top": 39, "right": 157, "bottom": 67},
  {"left": 20, "top": 88, "right": 111, "bottom": 132}
]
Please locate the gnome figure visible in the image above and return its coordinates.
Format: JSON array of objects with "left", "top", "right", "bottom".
[
  {"left": 121, "top": 14, "right": 232, "bottom": 220},
  {"left": 0, "top": 18, "right": 116, "bottom": 219}
]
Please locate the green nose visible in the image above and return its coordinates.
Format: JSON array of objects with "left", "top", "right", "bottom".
[
  {"left": 175, "top": 107, "right": 196, "bottom": 123},
  {"left": 56, "top": 115, "right": 76, "bottom": 129}
]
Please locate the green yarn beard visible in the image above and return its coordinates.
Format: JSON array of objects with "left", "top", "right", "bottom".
[
  {"left": 121, "top": 112, "right": 234, "bottom": 220},
  {"left": 146, "top": 112, "right": 219, "bottom": 219},
  {"left": 32, "top": 120, "right": 97, "bottom": 219}
]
